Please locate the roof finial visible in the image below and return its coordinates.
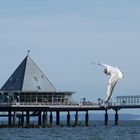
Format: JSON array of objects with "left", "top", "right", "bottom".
[{"left": 27, "top": 50, "right": 30, "bottom": 56}]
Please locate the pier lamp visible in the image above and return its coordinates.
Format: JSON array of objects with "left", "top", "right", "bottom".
[
  {"left": 17, "top": 96, "right": 19, "bottom": 103},
  {"left": 79, "top": 97, "right": 83, "bottom": 106},
  {"left": 110, "top": 97, "right": 113, "bottom": 105},
  {"left": 7, "top": 95, "right": 9, "bottom": 103},
  {"left": 97, "top": 98, "right": 101, "bottom": 105},
  {"left": 0, "top": 92, "right": 4, "bottom": 106}
]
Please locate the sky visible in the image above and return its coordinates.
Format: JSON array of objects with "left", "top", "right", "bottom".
[{"left": 0, "top": 0, "right": 140, "bottom": 108}]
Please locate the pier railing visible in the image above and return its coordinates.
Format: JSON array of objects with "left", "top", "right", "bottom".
[
  {"left": 1, "top": 101, "right": 140, "bottom": 108},
  {"left": 0, "top": 101, "right": 100, "bottom": 108},
  {"left": 109, "top": 102, "right": 140, "bottom": 106}
]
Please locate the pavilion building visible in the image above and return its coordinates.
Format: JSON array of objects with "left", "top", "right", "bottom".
[{"left": 0, "top": 53, "right": 74, "bottom": 106}]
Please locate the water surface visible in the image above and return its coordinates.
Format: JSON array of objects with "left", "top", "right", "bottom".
[{"left": 0, "top": 121, "right": 139, "bottom": 140}]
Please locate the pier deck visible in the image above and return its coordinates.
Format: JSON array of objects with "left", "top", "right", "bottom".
[{"left": 0, "top": 102, "right": 140, "bottom": 128}]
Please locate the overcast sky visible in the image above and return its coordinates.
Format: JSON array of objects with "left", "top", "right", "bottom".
[{"left": 0, "top": 0, "right": 140, "bottom": 105}]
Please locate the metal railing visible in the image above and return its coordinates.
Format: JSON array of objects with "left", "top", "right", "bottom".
[
  {"left": 0, "top": 101, "right": 99, "bottom": 107},
  {"left": 1, "top": 100, "right": 140, "bottom": 108}
]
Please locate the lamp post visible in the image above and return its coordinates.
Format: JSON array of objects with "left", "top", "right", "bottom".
[
  {"left": 17, "top": 96, "right": 19, "bottom": 102},
  {"left": 97, "top": 98, "right": 101, "bottom": 105},
  {"left": 79, "top": 97, "right": 82, "bottom": 107},
  {"left": 16, "top": 95, "right": 20, "bottom": 106},
  {"left": 0, "top": 92, "right": 4, "bottom": 106},
  {"left": 7, "top": 95, "right": 9, "bottom": 104},
  {"left": 110, "top": 97, "right": 113, "bottom": 105}
]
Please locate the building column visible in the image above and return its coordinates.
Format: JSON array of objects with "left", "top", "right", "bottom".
[{"left": 105, "top": 109, "right": 108, "bottom": 125}]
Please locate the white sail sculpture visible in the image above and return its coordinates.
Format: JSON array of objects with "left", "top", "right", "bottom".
[{"left": 92, "top": 63, "right": 123, "bottom": 104}]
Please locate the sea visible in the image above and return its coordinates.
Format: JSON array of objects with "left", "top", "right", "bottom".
[{"left": 0, "top": 120, "right": 140, "bottom": 140}]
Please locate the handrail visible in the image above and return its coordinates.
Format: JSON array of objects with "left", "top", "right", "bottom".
[{"left": 1, "top": 101, "right": 140, "bottom": 107}]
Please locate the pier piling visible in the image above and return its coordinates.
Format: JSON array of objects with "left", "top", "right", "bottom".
[
  {"left": 38, "top": 111, "right": 42, "bottom": 126},
  {"left": 85, "top": 110, "right": 89, "bottom": 126},
  {"left": 115, "top": 109, "right": 119, "bottom": 125},
  {"left": 26, "top": 111, "right": 30, "bottom": 126},
  {"left": 42, "top": 112, "right": 46, "bottom": 126},
  {"left": 56, "top": 111, "right": 60, "bottom": 126},
  {"left": 75, "top": 111, "right": 78, "bottom": 126},
  {"left": 105, "top": 109, "right": 108, "bottom": 125},
  {"left": 8, "top": 111, "right": 12, "bottom": 126},
  {"left": 50, "top": 111, "right": 53, "bottom": 126},
  {"left": 13, "top": 111, "right": 16, "bottom": 126},
  {"left": 19, "top": 114, "right": 21, "bottom": 126},
  {"left": 67, "top": 111, "right": 70, "bottom": 127},
  {"left": 21, "top": 111, "right": 24, "bottom": 127},
  {"left": 46, "top": 112, "right": 48, "bottom": 125}
]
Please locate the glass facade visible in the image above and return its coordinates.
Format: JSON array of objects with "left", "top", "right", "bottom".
[{"left": 0, "top": 91, "right": 73, "bottom": 105}]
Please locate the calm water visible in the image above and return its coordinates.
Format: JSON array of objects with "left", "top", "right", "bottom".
[{"left": 0, "top": 121, "right": 140, "bottom": 140}]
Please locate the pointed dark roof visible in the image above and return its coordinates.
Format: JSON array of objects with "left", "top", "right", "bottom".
[{"left": 1, "top": 55, "right": 57, "bottom": 92}]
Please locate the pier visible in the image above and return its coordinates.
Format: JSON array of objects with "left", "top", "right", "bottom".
[
  {"left": 1, "top": 97, "right": 140, "bottom": 128},
  {"left": 0, "top": 54, "right": 140, "bottom": 128}
]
